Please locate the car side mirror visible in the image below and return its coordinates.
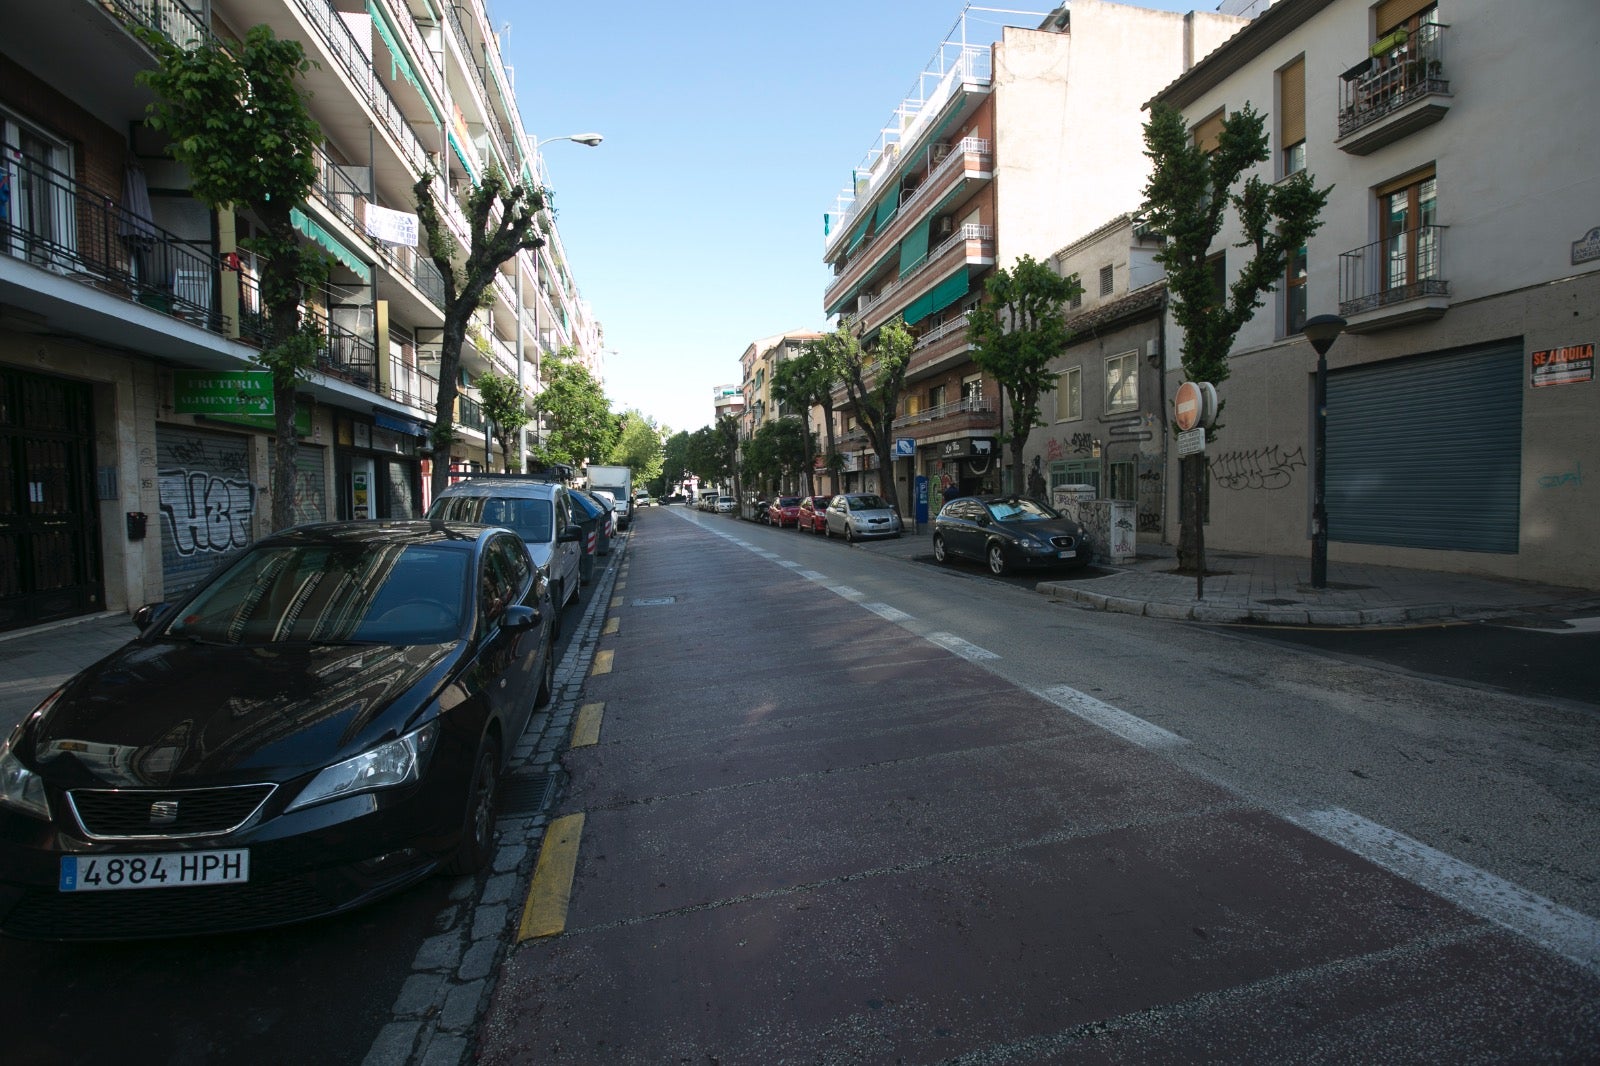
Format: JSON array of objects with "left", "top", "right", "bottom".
[
  {"left": 133, "top": 602, "right": 168, "bottom": 631},
  {"left": 502, "top": 604, "right": 540, "bottom": 632},
  {"left": 558, "top": 526, "right": 581, "bottom": 542}
]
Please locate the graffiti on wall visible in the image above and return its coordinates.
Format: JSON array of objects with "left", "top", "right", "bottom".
[
  {"left": 1211, "top": 445, "right": 1306, "bottom": 491},
  {"left": 1137, "top": 460, "right": 1163, "bottom": 533},
  {"left": 158, "top": 471, "right": 256, "bottom": 556},
  {"left": 1538, "top": 462, "right": 1582, "bottom": 489}
]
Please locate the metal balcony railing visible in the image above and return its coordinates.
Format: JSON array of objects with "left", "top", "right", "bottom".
[
  {"left": 387, "top": 349, "right": 438, "bottom": 413},
  {"left": 913, "top": 312, "right": 970, "bottom": 350},
  {"left": 891, "top": 396, "right": 995, "bottom": 429},
  {"left": 1338, "top": 225, "right": 1449, "bottom": 316},
  {"left": 1338, "top": 22, "right": 1449, "bottom": 139},
  {"left": 103, "top": 0, "right": 206, "bottom": 48}
]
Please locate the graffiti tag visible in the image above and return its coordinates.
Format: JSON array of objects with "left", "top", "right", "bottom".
[
  {"left": 1538, "top": 462, "right": 1582, "bottom": 489},
  {"left": 1211, "top": 445, "right": 1306, "bottom": 491},
  {"left": 158, "top": 469, "right": 256, "bottom": 557}
]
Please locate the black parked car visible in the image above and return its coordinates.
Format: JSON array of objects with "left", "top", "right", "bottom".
[
  {"left": 932, "top": 496, "right": 1094, "bottom": 575},
  {"left": 0, "top": 521, "right": 555, "bottom": 940}
]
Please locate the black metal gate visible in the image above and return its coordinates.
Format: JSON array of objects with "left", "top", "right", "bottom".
[{"left": 0, "top": 367, "right": 102, "bottom": 630}]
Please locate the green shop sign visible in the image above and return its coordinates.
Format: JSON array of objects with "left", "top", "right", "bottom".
[{"left": 173, "top": 370, "right": 274, "bottom": 416}]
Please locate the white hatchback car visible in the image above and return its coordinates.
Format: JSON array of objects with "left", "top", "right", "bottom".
[
  {"left": 824, "top": 492, "right": 903, "bottom": 541},
  {"left": 715, "top": 495, "right": 737, "bottom": 514}
]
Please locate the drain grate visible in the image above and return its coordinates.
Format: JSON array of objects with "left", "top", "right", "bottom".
[{"left": 498, "top": 771, "right": 556, "bottom": 816}]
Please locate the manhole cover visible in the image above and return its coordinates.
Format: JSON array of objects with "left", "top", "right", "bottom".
[
  {"left": 499, "top": 772, "right": 555, "bottom": 816},
  {"left": 632, "top": 596, "right": 677, "bottom": 606}
]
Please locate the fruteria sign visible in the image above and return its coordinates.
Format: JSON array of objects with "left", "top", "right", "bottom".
[{"left": 173, "top": 371, "right": 274, "bottom": 415}]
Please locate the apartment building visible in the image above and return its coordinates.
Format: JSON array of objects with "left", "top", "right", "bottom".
[
  {"left": 820, "top": 1, "right": 1245, "bottom": 505},
  {"left": 1153, "top": 0, "right": 1600, "bottom": 588},
  {"left": 0, "top": 0, "right": 601, "bottom": 630}
]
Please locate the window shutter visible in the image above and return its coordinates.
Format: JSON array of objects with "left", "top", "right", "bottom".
[
  {"left": 1376, "top": 0, "right": 1433, "bottom": 34},
  {"left": 1280, "top": 57, "right": 1305, "bottom": 147},
  {"left": 1192, "top": 110, "right": 1225, "bottom": 153}
]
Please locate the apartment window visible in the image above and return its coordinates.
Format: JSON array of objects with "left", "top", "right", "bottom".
[
  {"left": 1055, "top": 367, "right": 1082, "bottom": 422},
  {"left": 961, "top": 373, "right": 983, "bottom": 405},
  {"left": 1279, "top": 56, "right": 1306, "bottom": 177},
  {"left": 1285, "top": 244, "right": 1308, "bottom": 335},
  {"left": 1067, "top": 274, "right": 1083, "bottom": 310},
  {"left": 1377, "top": 0, "right": 1438, "bottom": 38},
  {"left": 1099, "top": 265, "right": 1114, "bottom": 296},
  {"left": 1, "top": 111, "right": 76, "bottom": 267},
  {"left": 928, "top": 383, "right": 946, "bottom": 409},
  {"left": 1379, "top": 169, "right": 1438, "bottom": 298},
  {"left": 1105, "top": 351, "right": 1138, "bottom": 412},
  {"left": 1192, "top": 109, "right": 1225, "bottom": 154}
]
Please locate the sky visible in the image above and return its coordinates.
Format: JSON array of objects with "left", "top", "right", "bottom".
[{"left": 501, "top": 0, "right": 1219, "bottom": 437}]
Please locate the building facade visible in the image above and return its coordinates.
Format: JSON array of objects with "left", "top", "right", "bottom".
[
  {"left": 820, "top": 1, "right": 1246, "bottom": 513},
  {"left": 0, "top": 0, "right": 601, "bottom": 630},
  {"left": 1154, "top": 0, "right": 1600, "bottom": 588}
]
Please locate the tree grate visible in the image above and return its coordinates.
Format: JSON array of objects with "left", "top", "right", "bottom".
[{"left": 498, "top": 772, "right": 555, "bottom": 816}]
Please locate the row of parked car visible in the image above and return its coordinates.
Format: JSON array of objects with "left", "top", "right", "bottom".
[{"left": 752, "top": 493, "right": 904, "bottom": 542}]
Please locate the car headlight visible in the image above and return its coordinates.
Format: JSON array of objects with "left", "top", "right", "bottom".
[
  {"left": 286, "top": 721, "right": 440, "bottom": 812},
  {"left": 1022, "top": 536, "right": 1056, "bottom": 553},
  {"left": 0, "top": 721, "right": 49, "bottom": 821}
]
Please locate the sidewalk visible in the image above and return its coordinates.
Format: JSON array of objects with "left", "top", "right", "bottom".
[
  {"left": 853, "top": 528, "right": 1600, "bottom": 627},
  {"left": 0, "top": 610, "right": 135, "bottom": 728}
]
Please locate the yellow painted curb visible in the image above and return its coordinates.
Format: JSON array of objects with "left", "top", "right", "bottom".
[
  {"left": 603, "top": 618, "right": 619, "bottom": 636},
  {"left": 609, "top": 596, "right": 622, "bottom": 609},
  {"left": 591, "top": 649, "right": 614, "bottom": 675},
  {"left": 571, "top": 702, "right": 604, "bottom": 747},
  {"left": 518, "top": 812, "right": 585, "bottom": 941},
  {"left": 614, "top": 581, "right": 626, "bottom": 591}
]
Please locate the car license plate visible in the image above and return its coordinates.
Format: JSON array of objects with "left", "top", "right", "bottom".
[
  {"left": 1057, "top": 549, "right": 1077, "bottom": 559},
  {"left": 59, "top": 850, "right": 250, "bottom": 892}
]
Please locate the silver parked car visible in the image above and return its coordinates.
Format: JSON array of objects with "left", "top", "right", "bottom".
[
  {"left": 824, "top": 493, "right": 902, "bottom": 541},
  {"left": 714, "top": 495, "right": 737, "bottom": 514}
]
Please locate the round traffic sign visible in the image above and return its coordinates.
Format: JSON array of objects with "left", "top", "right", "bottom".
[{"left": 1175, "top": 381, "right": 1203, "bottom": 431}]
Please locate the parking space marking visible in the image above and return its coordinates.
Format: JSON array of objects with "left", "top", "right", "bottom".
[
  {"left": 591, "top": 649, "right": 614, "bottom": 676},
  {"left": 926, "top": 632, "right": 1000, "bottom": 661},
  {"left": 863, "top": 603, "right": 912, "bottom": 622},
  {"left": 603, "top": 618, "right": 619, "bottom": 636},
  {"left": 1293, "top": 807, "right": 1600, "bottom": 974},
  {"left": 1036, "top": 685, "right": 1188, "bottom": 750},
  {"left": 518, "top": 812, "right": 586, "bottom": 941},
  {"left": 571, "top": 703, "right": 605, "bottom": 748}
]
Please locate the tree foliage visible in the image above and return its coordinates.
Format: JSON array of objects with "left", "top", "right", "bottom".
[
  {"left": 531, "top": 347, "right": 614, "bottom": 469},
  {"left": 684, "top": 417, "right": 738, "bottom": 489},
  {"left": 473, "top": 369, "right": 530, "bottom": 473},
  {"left": 771, "top": 345, "right": 840, "bottom": 495},
  {"left": 1140, "top": 101, "right": 1332, "bottom": 573},
  {"left": 136, "top": 24, "right": 329, "bottom": 532},
  {"left": 610, "top": 408, "right": 665, "bottom": 486},
  {"left": 741, "top": 417, "right": 809, "bottom": 496},
  {"left": 967, "top": 254, "right": 1079, "bottom": 494},
  {"left": 657, "top": 430, "right": 691, "bottom": 496},
  {"left": 415, "top": 164, "right": 547, "bottom": 496},
  {"left": 831, "top": 317, "right": 914, "bottom": 515}
]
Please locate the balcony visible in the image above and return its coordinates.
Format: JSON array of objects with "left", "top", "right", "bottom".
[
  {"left": 1337, "top": 225, "right": 1450, "bottom": 332},
  {"left": 891, "top": 396, "right": 998, "bottom": 437},
  {"left": 907, "top": 312, "right": 974, "bottom": 383},
  {"left": 858, "top": 224, "right": 993, "bottom": 335},
  {"left": 1337, "top": 23, "right": 1451, "bottom": 155}
]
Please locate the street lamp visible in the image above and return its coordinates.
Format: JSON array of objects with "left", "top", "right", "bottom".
[
  {"left": 534, "top": 132, "right": 603, "bottom": 149},
  {"left": 1303, "top": 314, "right": 1347, "bottom": 589}
]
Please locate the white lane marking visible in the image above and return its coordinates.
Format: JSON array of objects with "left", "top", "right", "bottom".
[
  {"left": 927, "top": 632, "right": 999, "bottom": 661},
  {"left": 798, "top": 570, "right": 828, "bottom": 581},
  {"left": 863, "top": 603, "right": 912, "bottom": 622},
  {"left": 1293, "top": 807, "right": 1600, "bottom": 975},
  {"left": 1036, "top": 685, "right": 1189, "bottom": 750},
  {"left": 753, "top": 551, "right": 780, "bottom": 559},
  {"left": 829, "top": 585, "right": 865, "bottom": 601},
  {"left": 1506, "top": 616, "right": 1600, "bottom": 635},
  {"left": 777, "top": 560, "right": 803, "bottom": 569}
]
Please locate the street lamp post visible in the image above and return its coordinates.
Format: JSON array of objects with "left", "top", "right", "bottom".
[{"left": 1303, "top": 314, "right": 1347, "bottom": 589}]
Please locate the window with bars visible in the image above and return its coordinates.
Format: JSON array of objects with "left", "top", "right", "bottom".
[{"left": 1380, "top": 170, "right": 1438, "bottom": 298}]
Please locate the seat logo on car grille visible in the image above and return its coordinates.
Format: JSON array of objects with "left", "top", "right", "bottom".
[{"left": 148, "top": 800, "right": 180, "bottom": 826}]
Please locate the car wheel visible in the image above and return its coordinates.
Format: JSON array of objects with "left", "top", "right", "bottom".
[
  {"left": 932, "top": 533, "right": 949, "bottom": 563},
  {"left": 845, "top": 525, "right": 856, "bottom": 543},
  {"left": 823, "top": 522, "right": 831, "bottom": 538},
  {"left": 534, "top": 629, "right": 555, "bottom": 709},
  {"left": 987, "top": 541, "right": 1010, "bottom": 576},
  {"left": 549, "top": 582, "right": 563, "bottom": 639},
  {"left": 445, "top": 739, "right": 500, "bottom": 875}
]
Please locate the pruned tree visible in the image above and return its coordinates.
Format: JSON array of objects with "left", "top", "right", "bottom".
[
  {"left": 530, "top": 346, "right": 615, "bottom": 469},
  {"left": 473, "top": 369, "right": 529, "bottom": 473},
  {"left": 831, "top": 316, "right": 914, "bottom": 516},
  {"left": 1141, "top": 102, "right": 1331, "bottom": 576},
  {"left": 771, "top": 345, "right": 841, "bottom": 496},
  {"left": 136, "top": 25, "right": 330, "bottom": 532},
  {"left": 414, "top": 164, "right": 546, "bottom": 497},
  {"left": 967, "top": 254, "right": 1080, "bottom": 496}
]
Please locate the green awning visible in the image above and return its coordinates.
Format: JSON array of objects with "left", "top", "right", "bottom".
[
  {"left": 873, "top": 195, "right": 898, "bottom": 233},
  {"left": 368, "top": 2, "right": 441, "bottom": 125},
  {"left": 447, "top": 131, "right": 479, "bottom": 185},
  {"left": 290, "top": 208, "right": 372, "bottom": 283},
  {"left": 927, "top": 269, "right": 971, "bottom": 315},
  {"left": 845, "top": 213, "right": 871, "bottom": 255},
  {"left": 901, "top": 291, "right": 934, "bottom": 325},
  {"left": 898, "top": 217, "right": 931, "bottom": 278}
]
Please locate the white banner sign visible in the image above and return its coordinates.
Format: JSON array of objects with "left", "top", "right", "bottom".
[
  {"left": 364, "top": 203, "right": 419, "bottom": 247},
  {"left": 1177, "top": 427, "right": 1207, "bottom": 456}
]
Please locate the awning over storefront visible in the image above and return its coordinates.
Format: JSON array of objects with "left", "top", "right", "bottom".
[
  {"left": 374, "top": 412, "right": 426, "bottom": 436},
  {"left": 290, "top": 208, "right": 372, "bottom": 283}
]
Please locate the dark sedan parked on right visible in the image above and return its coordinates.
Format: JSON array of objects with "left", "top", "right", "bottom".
[{"left": 932, "top": 496, "right": 1093, "bottom": 575}]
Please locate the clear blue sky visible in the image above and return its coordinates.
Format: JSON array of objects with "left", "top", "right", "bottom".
[{"left": 502, "top": 0, "right": 1218, "bottom": 437}]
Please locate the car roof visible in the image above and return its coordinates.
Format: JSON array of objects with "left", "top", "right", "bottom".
[
  {"left": 433, "top": 478, "right": 563, "bottom": 500},
  {"left": 260, "top": 519, "right": 495, "bottom": 550}
]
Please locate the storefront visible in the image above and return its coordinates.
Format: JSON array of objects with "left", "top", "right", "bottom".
[
  {"left": 927, "top": 436, "right": 998, "bottom": 501},
  {"left": 334, "top": 413, "right": 423, "bottom": 520}
]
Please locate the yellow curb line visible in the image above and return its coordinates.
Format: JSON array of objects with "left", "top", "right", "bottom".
[
  {"left": 614, "top": 582, "right": 626, "bottom": 591},
  {"left": 603, "top": 618, "right": 620, "bottom": 636},
  {"left": 518, "top": 812, "right": 585, "bottom": 941},
  {"left": 590, "top": 649, "right": 614, "bottom": 675},
  {"left": 609, "top": 596, "right": 622, "bottom": 609},
  {"left": 571, "top": 702, "right": 604, "bottom": 747}
]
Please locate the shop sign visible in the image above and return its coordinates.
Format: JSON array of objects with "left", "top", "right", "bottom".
[
  {"left": 207, "top": 403, "right": 312, "bottom": 436},
  {"left": 1572, "top": 227, "right": 1600, "bottom": 266},
  {"left": 173, "top": 371, "right": 273, "bottom": 416},
  {"left": 1531, "top": 343, "right": 1593, "bottom": 388},
  {"left": 938, "top": 437, "right": 995, "bottom": 460}
]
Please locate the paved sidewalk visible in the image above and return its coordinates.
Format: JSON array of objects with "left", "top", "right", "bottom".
[
  {"left": 0, "top": 610, "right": 135, "bottom": 728},
  {"left": 851, "top": 527, "right": 1600, "bottom": 627}
]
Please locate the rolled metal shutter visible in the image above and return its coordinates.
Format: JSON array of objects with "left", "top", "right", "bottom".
[{"left": 1325, "top": 343, "right": 1522, "bottom": 552}]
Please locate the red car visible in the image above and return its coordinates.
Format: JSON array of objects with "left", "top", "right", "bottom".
[
  {"left": 766, "top": 496, "right": 802, "bottom": 528},
  {"left": 796, "top": 495, "right": 833, "bottom": 533}
]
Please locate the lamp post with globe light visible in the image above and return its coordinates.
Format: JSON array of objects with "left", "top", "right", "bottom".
[{"left": 1303, "top": 314, "right": 1346, "bottom": 589}]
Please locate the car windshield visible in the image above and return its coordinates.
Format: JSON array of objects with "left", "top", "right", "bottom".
[
  {"left": 166, "top": 542, "right": 469, "bottom": 646},
  {"left": 848, "top": 495, "right": 887, "bottom": 509},
  {"left": 986, "top": 498, "right": 1058, "bottom": 522}
]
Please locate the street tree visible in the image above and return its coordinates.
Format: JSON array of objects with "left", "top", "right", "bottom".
[
  {"left": 741, "top": 417, "right": 808, "bottom": 496},
  {"left": 659, "top": 430, "right": 691, "bottom": 496},
  {"left": 414, "top": 164, "right": 546, "bottom": 498},
  {"left": 1141, "top": 102, "right": 1331, "bottom": 576},
  {"left": 610, "top": 408, "right": 665, "bottom": 487},
  {"left": 831, "top": 316, "right": 914, "bottom": 516},
  {"left": 771, "top": 346, "right": 841, "bottom": 495},
  {"left": 967, "top": 254, "right": 1079, "bottom": 496},
  {"left": 136, "top": 25, "right": 330, "bottom": 532},
  {"left": 684, "top": 417, "right": 738, "bottom": 491},
  {"left": 473, "top": 369, "right": 529, "bottom": 473},
  {"left": 531, "top": 347, "right": 615, "bottom": 469}
]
